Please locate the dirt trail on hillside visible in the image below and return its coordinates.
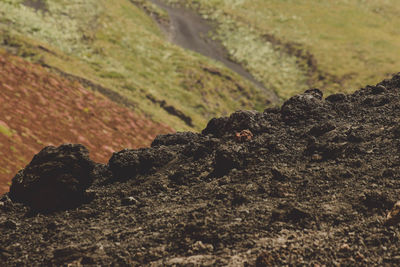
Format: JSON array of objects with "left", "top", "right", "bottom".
[{"left": 148, "top": 0, "right": 279, "bottom": 103}]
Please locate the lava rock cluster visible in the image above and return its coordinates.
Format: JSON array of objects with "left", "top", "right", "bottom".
[
  {"left": 8, "top": 144, "right": 94, "bottom": 212},
  {"left": 2, "top": 74, "right": 400, "bottom": 265}
]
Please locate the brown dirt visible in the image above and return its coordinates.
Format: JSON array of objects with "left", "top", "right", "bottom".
[
  {"left": 22, "top": 0, "right": 47, "bottom": 12},
  {"left": 0, "top": 52, "right": 173, "bottom": 194},
  {"left": 1, "top": 73, "right": 400, "bottom": 265}
]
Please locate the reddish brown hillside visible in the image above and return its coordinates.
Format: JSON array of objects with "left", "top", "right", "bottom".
[{"left": 0, "top": 52, "right": 173, "bottom": 194}]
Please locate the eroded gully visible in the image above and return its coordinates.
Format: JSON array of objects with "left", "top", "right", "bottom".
[{"left": 147, "top": 0, "right": 279, "bottom": 104}]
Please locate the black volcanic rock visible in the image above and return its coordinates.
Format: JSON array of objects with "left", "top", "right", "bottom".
[
  {"left": 8, "top": 144, "right": 94, "bottom": 212},
  {"left": 109, "top": 146, "right": 177, "bottom": 180},
  {"left": 151, "top": 132, "right": 199, "bottom": 147},
  {"left": 202, "top": 110, "right": 272, "bottom": 137},
  {"left": 212, "top": 144, "right": 245, "bottom": 177},
  {"left": 3, "top": 74, "right": 400, "bottom": 266},
  {"left": 202, "top": 116, "right": 229, "bottom": 137},
  {"left": 108, "top": 149, "right": 141, "bottom": 180},
  {"left": 281, "top": 88, "right": 328, "bottom": 124}
]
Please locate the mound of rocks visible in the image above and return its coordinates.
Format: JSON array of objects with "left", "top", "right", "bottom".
[
  {"left": 108, "top": 146, "right": 177, "bottom": 180},
  {"left": 2, "top": 74, "right": 400, "bottom": 266},
  {"left": 8, "top": 144, "right": 95, "bottom": 212}
]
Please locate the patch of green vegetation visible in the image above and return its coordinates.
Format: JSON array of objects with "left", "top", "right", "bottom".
[
  {"left": 0, "top": 167, "right": 13, "bottom": 176},
  {"left": 130, "top": 0, "right": 170, "bottom": 24},
  {"left": 17, "top": 154, "right": 27, "bottom": 163},
  {"left": 166, "top": 0, "right": 400, "bottom": 96},
  {"left": 0, "top": 0, "right": 272, "bottom": 131},
  {"left": 0, "top": 30, "right": 42, "bottom": 60},
  {"left": 100, "top": 71, "right": 125, "bottom": 79},
  {"left": 215, "top": 22, "right": 308, "bottom": 99},
  {"left": 0, "top": 124, "right": 13, "bottom": 137}
]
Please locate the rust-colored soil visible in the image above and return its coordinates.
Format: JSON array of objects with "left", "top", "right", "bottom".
[{"left": 0, "top": 52, "right": 173, "bottom": 194}]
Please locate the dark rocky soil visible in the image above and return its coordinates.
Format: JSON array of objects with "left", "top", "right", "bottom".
[{"left": 2, "top": 74, "right": 400, "bottom": 266}]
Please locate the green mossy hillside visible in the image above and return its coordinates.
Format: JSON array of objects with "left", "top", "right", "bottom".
[
  {"left": 166, "top": 0, "right": 400, "bottom": 98},
  {"left": 0, "top": 0, "right": 272, "bottom": 131}
]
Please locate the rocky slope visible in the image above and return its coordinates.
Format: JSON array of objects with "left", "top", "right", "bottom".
[
  {"left": 1, "top": 74, "right": 400, "bottom": 265},
  {"left": 0, "top": 52, "right": 173, "bottom": 194}
]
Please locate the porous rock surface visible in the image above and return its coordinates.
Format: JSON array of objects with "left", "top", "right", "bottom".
[
  {"left": 8, "top": 144, "right": 95, "bottom": 212},
  {"left": 2, "top": 75, "right": 400, "bottom": 265}
]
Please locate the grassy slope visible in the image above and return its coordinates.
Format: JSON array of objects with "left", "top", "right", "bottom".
[
  {"left": 0, "top": 51, "right": 173, "bottom": 194},
  {"left": 0, "top": 0, "right": 272, "bottom": 131},
  {"left": 166, "top": 0, "right": 400, "bottom": 98}
]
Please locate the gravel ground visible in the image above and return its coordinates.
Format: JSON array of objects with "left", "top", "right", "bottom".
[{"left": 1, "top": 74, "right": 400, "bottom": 266}]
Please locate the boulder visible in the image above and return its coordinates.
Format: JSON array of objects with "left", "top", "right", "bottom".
[{"left": 109, "top": 147, "right": 176, "bottom": 180}]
